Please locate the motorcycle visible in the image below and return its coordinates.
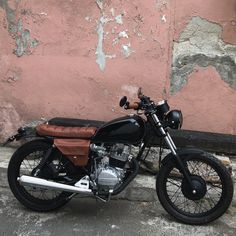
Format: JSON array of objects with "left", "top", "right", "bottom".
[{"left": 6, "top": 88, "right": 233, "bottom": 224}]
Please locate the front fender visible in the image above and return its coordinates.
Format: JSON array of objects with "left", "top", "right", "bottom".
[{"left": 161, "top": 148, "right": 205, "bottom": 166}]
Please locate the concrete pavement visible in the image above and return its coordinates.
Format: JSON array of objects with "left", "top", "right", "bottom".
[{"left": 1, "top": 146, "right": 236, "bottom": 235}]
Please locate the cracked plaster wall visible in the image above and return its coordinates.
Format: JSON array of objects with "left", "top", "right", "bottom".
[
  {"left": 0, "top": 0, "right": 171, "bottom": 142},
  {"left": 171, "top": 16, "right": 236, "bottom": 94},
  {"left": 0, "top": 0, "right": 39, "bottom": 57},
  {"left": 0, "top": 0, "right": 236, "bottom": 141},
  {"left": 170, "top": 6, "right": 236, "bottom": 135}
]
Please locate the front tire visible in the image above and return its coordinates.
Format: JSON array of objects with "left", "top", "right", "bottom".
[
  {"left": 156, "top": 152, "right": 233, "bottom": 224},
  {"left": 8, "top": 140, "right": 73, "bottom": 211}
]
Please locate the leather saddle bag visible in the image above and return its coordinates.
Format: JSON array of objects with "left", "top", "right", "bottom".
[{"left": 54, "top": 139, "right": 90, "bottom": 166}]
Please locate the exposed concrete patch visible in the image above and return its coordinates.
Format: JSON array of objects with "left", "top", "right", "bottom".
[
  {"left": 3, "top": 66, "right": 22, "bottom": 83},
  {"left": 0, "top": 102, "right": 23, "bottom": 143},
  {"left": 156, "top": 0, "right": 168, "bottom": 12},
  {"left": 0, "top": 0, "right": 39, "bottom": 57},
  {"left": 14, "top": 18, "right": 39, "bottom": 57},
  {"left": 0, "top": 0, "right": 18, "bottom": 34},
  {"left": 171, "top": 16, "right": 236, "bottom": 94}
]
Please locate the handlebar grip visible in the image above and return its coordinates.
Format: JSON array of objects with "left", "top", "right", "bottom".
[{"left": 125, "top": 102, "right": 140, "bottom": 110}]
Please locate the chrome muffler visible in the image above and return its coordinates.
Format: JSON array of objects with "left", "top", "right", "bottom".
[{"left": 17, "top": 175, "right": 92, "bottom": 194}]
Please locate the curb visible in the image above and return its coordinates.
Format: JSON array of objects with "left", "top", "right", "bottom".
[{"left": 1, "top": 147, "right": 235, "bottom": 204}]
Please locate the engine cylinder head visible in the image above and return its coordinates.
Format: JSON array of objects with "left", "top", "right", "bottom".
[{"left": 109, "top": 144, "right": 131, "bottom": 168}]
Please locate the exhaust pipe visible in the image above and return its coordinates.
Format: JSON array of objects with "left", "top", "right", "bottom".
[{"left": 18, "top": 175, "right": 92, "bottom": 194}]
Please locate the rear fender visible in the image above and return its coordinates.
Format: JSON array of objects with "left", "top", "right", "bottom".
[{"left": 2, "top": 127, "right": 52, "bottom": 146}]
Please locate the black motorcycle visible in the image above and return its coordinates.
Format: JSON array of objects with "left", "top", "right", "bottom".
[{"left": 6, "top": 88, "right": 233, "bottom": 224}]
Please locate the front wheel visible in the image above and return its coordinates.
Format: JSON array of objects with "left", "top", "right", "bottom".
[{"left": 156, "top": 152, "right": 233, "bottom": 224}]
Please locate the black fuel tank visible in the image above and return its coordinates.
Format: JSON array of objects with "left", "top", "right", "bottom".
[{"left": 92, "top": 115, "right": 146, "bottom": 144}]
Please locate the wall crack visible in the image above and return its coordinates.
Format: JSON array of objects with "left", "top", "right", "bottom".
[
  {"left": 0, "top": 0, "right": 39, "bottom": 57},
  {"left": 171, "top": 16, "right": 236, "bottom": 94}
]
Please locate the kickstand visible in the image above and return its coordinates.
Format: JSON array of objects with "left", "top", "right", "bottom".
[{"left": 95, "top": 190, "right": 113, "bottom": 203}]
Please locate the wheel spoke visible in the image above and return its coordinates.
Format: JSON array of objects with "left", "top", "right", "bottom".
[
  {"left": 164, "top": 158, "right": 225, "bottom": 216},
  {"left": 19, "top": 149, "right": 67, "bottom": 200},
  {"left": 167, "top": 179, "right": 181, "bottom": 188}
]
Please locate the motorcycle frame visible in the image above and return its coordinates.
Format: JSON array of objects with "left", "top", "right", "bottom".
[{"left": 4, "top": 108, "right": 193, "bottom": 190}]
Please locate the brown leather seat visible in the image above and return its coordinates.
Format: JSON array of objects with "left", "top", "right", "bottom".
[{"left": 36, "top": 124, "right": 97, "bottom": 138}]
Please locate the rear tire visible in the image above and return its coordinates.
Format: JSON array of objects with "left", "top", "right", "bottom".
[
  {"left": 8, "top": 140, "right": 73, "bottom": 211},
  {"left": 156, "top": 152, "right": 233, "bottom": 224}
]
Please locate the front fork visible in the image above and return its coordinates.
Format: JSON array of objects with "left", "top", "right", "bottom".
[{"left": 151, "top": 114, "right": 194, "bottom": 189}]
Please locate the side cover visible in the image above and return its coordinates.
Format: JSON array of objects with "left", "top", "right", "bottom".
[{"left": 54, "top": 139, "right": 90, "bottom": 166}]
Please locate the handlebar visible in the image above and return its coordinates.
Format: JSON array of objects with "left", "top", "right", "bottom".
[
  {"left": 120, "top": 88, "right": 153, "bottom": 111},
  {"left": 124, "top": 102, "right": 140, "bottom": 110}
]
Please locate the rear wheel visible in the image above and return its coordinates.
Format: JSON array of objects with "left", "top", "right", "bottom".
[
  {"left": 156, "top": 152, "right": 233, "bottom": 224},
  {"left": 8, "top": 140, "right": 76, "bottom": 211}
]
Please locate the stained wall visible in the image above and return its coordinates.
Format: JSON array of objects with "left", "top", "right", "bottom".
[{"left": 0, "top": 0, "right": 235, "bottom": 141}]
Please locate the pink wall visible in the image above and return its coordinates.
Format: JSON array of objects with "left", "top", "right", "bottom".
[{"left": 0, "top": 0, "right": 235, "bottom": 141}]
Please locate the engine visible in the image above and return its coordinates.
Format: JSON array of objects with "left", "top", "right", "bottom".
[{"left": 90, "top": 143, "right": 131, "bottom": 193}]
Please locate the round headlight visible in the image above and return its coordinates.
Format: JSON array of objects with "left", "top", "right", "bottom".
[{"left": 165, "top": 110, "right": 183, "bottom": 129}]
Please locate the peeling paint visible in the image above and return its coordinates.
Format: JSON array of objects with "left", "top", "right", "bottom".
[
  {"left": 111, "top": 27, "right": 116, "bottom": 34},
  {"left": 96, "top": 0, "right": 103, "bottom": 11},
  {"left": 110, "top": 8, "right": 115, "bottom": 17},
  {"left": 0, "top": 0, "right": 39, "bottom": 57},
  {"left": 0, "top": 0, "right": 18, "bottom": 34},
  {"left": 14, "top": 19, "right": 39, "bottom": 57},
  {"left": 94, "top": 4, "right": 129, "bottom": 70},
  {"left": 156, "top": 0, "right": 168, "bottom": 12},
  {"left": 171, "top": 16, "right": 236, "bottom": 94},
  {"left": 95, "top": 16, "right": 106, "bottom": 71},
  {"left": 4, "top": 67, "right": 22, "bottom": 83},
  {"left": 85, "top": 16, "right": 92, "bottom": 22},
  {"left": 0, "top": 102, "right": 23, "bottom": 143},
  {"left": 115, "top": 14, "right": 123, "bottom": 25},
  {"left": 39, "top": 12, "right": 47, "bottom": 16},
  {"left": 112, "top": 38, "right": 119, "bottom": 45},
  {"left": 106, "top": 54, "right": 116, "bottom": 59},
  {"left": 118, "top": 31, "right": 129, "bottom": 39},
  {"left": 121, "top": 43, "right": 134, "bottom": 58},
  {"left": 161, "top": 15, "right": 167, "bottom": 23}
]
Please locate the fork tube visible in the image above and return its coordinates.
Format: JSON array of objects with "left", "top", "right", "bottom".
[
  {"left": 151, "top": 114, "right": 193, "bottom": 188},
  {"left": 151, "top": 114, "right": 177, "bottom": 155},
  {"left": 163, "top": 136, "right": 177, "bottom": 155},
  {"left": 166, "top": 132, "right": 177, "bottom": 150}
]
